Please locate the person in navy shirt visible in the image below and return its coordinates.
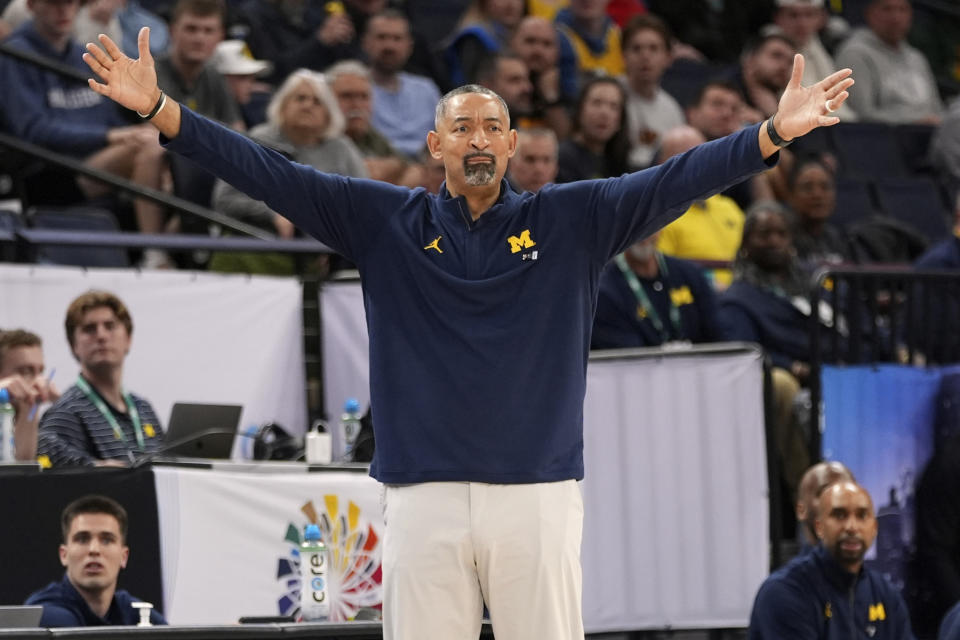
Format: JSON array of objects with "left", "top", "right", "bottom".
[
  {"left": 26, "top": 495, "right": 167, "bottom": 627},
  {"left": 81, "top": 28, "right": 854, "bottom": 640},
  {"left": 592, "top": 232, "right": 719, "bottom": 348},
  {"left": 749, "top": 481, "right": 913, "bottom": 639}
]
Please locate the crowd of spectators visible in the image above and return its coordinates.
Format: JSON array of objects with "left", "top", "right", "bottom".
[{"left": 3, "top": 0, "right": 960, "bottom": 635}]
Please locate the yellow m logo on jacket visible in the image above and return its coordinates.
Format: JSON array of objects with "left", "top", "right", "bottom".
[
  {"left": 507, "top": 229, "right": 536, "bottom": 254},
  {"left": 869, "top": 603, "right": 886, "bottom": 621}
]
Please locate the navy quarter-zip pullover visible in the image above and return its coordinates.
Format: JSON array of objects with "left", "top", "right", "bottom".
[
  {"left": 749, "top": 545, "right": 914, "bottom": 639},
  {"left": 165, "top": 107, "right": 774, "bottom": 484}
]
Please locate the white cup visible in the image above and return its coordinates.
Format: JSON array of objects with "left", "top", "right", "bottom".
[{"left": 305, "top": 431, "right": 332, "bottom": 464}]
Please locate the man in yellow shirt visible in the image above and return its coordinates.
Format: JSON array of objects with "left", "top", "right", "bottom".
[{"left": 655, "top": 126, "right": 745, "bottom": 288}]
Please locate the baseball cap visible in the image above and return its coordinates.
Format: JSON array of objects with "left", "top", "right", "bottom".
[{"left": 212, "top": 40, "right": 272, "bottom": 77}]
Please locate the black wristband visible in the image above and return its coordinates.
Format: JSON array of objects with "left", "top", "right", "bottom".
[
  {"left": 137, "top": 90, "right": 166, "bottom": 121},
  {"left": 766, "top": 116, "right": 792, "bottom": 148}
]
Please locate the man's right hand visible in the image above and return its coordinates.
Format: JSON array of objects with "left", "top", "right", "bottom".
[
  {"left": 0, "top": 375, "right": 40, "bottom": 413},
  {"left": 83, "top": 27, "right": 159, "bottom": 115}
]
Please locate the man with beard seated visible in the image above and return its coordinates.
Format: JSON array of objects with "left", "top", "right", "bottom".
[{"left": 748, "top": 481, "right": 913, "bottom": 639}]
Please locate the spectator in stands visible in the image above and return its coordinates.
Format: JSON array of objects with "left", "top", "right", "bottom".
[
  {"left": 554, "top": 0, "right": 624, "bottom": 85},
  {"left": 730, "top": 33, "right": 798, "bottom": 123},
  {"left": 362, "top": 9, "right": 440, "bottom": 159},
  {"left": 786, "top": 155, "right": 849, "bottom": 266},
  {"left": 835, "top": 0, "right": 943, "bottom": 124},
  {"left": 908, "top": 193, "right": 960, "bottom": 364},
  {"left": 556, "top": 75, "right": 629, "bottom": 182},
  {"left": 0, "top": 329, "right": 59, "bottom": 462},
  {"left": 211, "top": 39, "right": 272, "bottom": 129},
  {"left": 211, "top": 69, "right": 367, "bottom": 274},
  {"left": 795, "top": 460, "right": 855, "bottom": 549},
  {"left": 767, "top": 0, "right": 857, "bottom": 121},
  {"left": 748, "top": 481, "right": 914, "bottom": 639},
  {"left": 718, "top": 201, "right": 840, "bottom": 496},
  {"left": 148, "top": 0, "right": 241, "bottom": 266},
  {"left": 655, "top": 126, "right": 746, "bottom": 288},
  {"left": 509, "top": 16, "right": 574, "bottom": 138},
  {"left": 620, "top": 14, "right": 684, "bottom": 170},
  {"left": 156, "top": 0, "right": 240, "bottom": 128},
  {"left": 686, "top": 81, "right": 747, "bottom": 142},
  {"left": 26, "top": 494, "right": 167, "bottom": 626},
  {"left": 73, "top": 0, "right": 169, "bottom": 59},
  {"left": 38, "top": 291, "right": 164, "bottom": 467},
  {"left": 686, "top": 81, "right": 775, "bottom": 211},
  {"left": 0, "top": 0, "right": 168, "bottom": 246},
  {"left": 507, "top": 127, "right": 558, "bottom": 193},
  {"left": 592, "top": 231, "right": 719, "bottom": 349},
  {"left": 234, "top": 0, "right": 355, "bottom": 86},
  {"left": 646, "top": 0, "right": 774, "bottom": 63},
  {"left": 932, "top": 98, "right": 960, "bottom": 197},
  {"left": 475, "top": 53, "right": 534, "bottom": 128},
  {"left": 327, "top": 59, "right": 420, "bottom": 186},
  {"left": 443, "top": 0, "right": 525, "bottom": 86}
]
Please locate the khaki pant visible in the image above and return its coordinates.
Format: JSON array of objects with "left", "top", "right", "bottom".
[{"left": 382, "top": 480, "right": 585, "bottom": 640}]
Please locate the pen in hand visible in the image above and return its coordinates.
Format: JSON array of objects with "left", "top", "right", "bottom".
[{"left": 27, "top": 367, "right": 56, "bottom": 421}]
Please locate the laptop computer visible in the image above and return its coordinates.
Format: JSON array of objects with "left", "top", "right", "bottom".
[
  {"left": 164, "top": 403, "right": 243, "bottom": 459},
  {"left": 0, "top": 605, "right": 43, "bottom": 628}
]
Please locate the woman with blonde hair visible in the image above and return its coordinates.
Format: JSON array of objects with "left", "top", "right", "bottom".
[{"left": 211, "top": 69, "right": 368, "bottom": 274}]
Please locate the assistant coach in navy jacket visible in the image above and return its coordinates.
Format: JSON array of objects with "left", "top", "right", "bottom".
[{"left": 748, "top": 481, "right": 913, "bottom": 639}]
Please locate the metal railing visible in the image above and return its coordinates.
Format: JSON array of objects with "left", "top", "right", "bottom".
[{"left": 808, "top": 266, "right": 960, "bottom": 457}]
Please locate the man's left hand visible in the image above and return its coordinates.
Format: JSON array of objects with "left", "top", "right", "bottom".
[{"left": 774, "top": 54, "right": 854, "bottom": 141}]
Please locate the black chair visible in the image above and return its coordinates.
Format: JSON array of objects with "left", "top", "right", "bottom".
[
  {"left": 896, "top": 124, "right": 936, "bottom": 176},
  {"left": 832, "top": 122, "right": 909, "bottom": 179},
  {"left": 26, "top": 205, "right": 130, "bottom": 267},
  {"left": 832, "top": 178, "right": 876, "bottom": 229},
  {"left": 0, "top": 208, "right": 22, "bottom": 262},
  {"left": 874, "top": 176, "right": 952, "bottom": 242},
  {"left": 791, "top": 126, "right": 834, "bottom": 159}
]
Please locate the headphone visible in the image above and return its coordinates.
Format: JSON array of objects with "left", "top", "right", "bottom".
[{"left": 253, "top": 423, "right": 303, "bottom": 461}]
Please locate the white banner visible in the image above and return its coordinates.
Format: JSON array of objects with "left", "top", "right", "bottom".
[
  {"left": 0, "top": 264, "right": 307, "bottom": 441},
  {"left": 154, "top": 465, "right": 384, "bottom": 624},
  {"left": 582, "top": 349, "right": 769, "bottom": 630},
  {"left": 319, "top": 280, "right": 370, "bottom": 456}
]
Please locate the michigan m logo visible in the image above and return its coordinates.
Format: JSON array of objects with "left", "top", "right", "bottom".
[
  {"left": 507, "top": 229, "right": 536, "bottom": 254},
  {"left": 869, "top": 603, "right": 886, "bottom": 622}
]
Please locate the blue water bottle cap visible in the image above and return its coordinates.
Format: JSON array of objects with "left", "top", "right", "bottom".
[
  {"left": 0, "top": 388, "right": 9, "bottom": 404},
  {"left": 344, "top": 397, "right": 360, "bottom": 413},
  {"left": 304, "top": 524, "right": 321, "bottom": 542}
]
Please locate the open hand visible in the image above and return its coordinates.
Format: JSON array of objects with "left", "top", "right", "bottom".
[
  {"left": 83, "top": 26, "right": 159, "bottom": 115},
  {"left": 775, "top": 54, "right": 854, "bottom": 141}
]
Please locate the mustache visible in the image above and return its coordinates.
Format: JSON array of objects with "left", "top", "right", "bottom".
[
  {"left": 464, "top": 151, "right": 496, "bottom": 164},
  {"left": 344, "top": 109, "right": 367, "bottom": 119}
]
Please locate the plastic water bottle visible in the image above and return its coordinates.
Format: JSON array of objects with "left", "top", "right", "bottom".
[
  {"left": 340, "top": 398, "right": 362, "bottom": 462},
  {"left": 0, "top": 388, "right": 15, "bottom": 462},
  {"left": 299, "top": 524, "right": 330, "bottom": 621}
]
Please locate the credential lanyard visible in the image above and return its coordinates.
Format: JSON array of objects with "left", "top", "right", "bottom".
[
  {"left": 614, "top": 252, "right": 682, "bottom": 343},
  {"left": 75, "top": 376, "right": 145, "bottom": 451}
]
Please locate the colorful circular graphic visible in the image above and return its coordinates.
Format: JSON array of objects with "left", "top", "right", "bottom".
[{"left": 276, "top": 495, "right": 383, "bottom": 621}]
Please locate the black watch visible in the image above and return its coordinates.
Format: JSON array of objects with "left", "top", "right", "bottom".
[{"left": 766, "top": 117, "right": 793, "bottom": 148}]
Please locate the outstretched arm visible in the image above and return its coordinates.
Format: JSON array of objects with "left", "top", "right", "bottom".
[
  {"left": 758, "top": 54, "right": 854, "bottom": 158},
  {"left": 82, "top": 27, "right": 182, "bottom": 139}
]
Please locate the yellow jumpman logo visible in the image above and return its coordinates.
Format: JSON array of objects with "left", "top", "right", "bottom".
[{"left": 424, "top": 236, "right": 443, "bottom": 253}]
